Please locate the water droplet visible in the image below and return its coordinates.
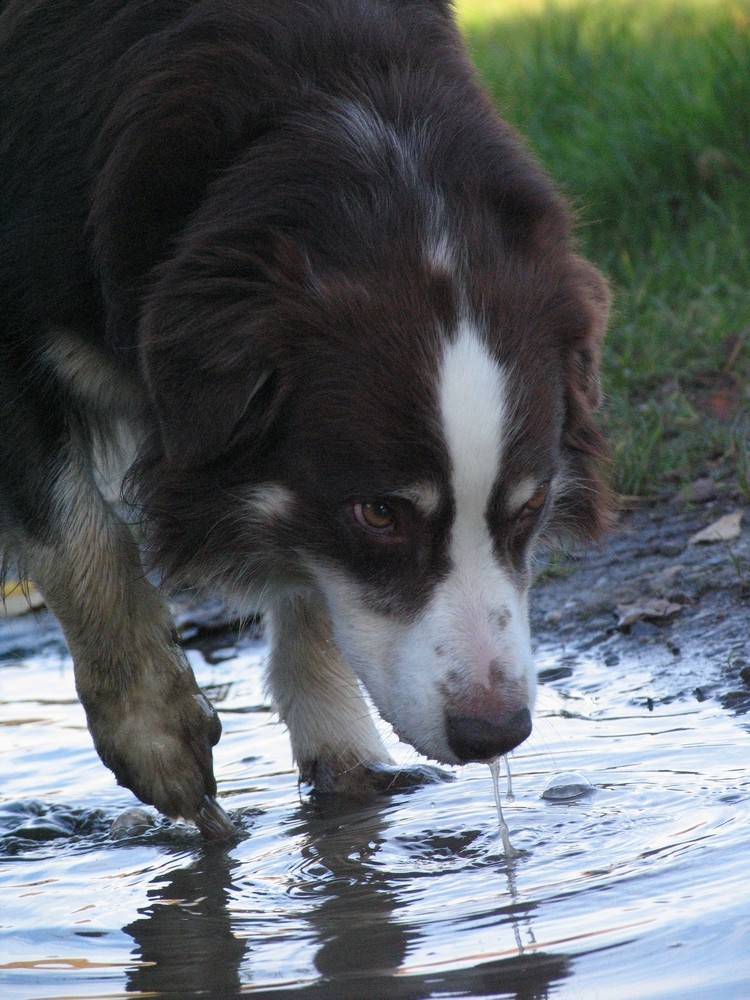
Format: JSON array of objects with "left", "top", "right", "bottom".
[{"left": 541, "top": 772, "right": 593, "bottom": 801}]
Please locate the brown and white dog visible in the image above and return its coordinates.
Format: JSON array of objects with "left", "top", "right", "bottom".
[{"left": 0, "top": 0, "right": 610, "bottom": 837}]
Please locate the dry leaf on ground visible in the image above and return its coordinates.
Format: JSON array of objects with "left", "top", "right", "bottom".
[
  {"left": 616, "top": 597, "right": 685, "bottom": 628},
  {"left": 689, "top": 511, "right": 743, "bottom": 545}
]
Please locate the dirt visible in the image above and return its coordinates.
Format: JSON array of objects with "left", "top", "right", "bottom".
[{"left": 530, "top": 480, "right": 750, "bottom": 720}]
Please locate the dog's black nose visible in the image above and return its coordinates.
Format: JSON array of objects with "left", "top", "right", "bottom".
[{"left": 446, "top": 707, "right": 532, "bottom": 762}]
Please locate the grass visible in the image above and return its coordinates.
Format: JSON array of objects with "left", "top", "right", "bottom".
[{"left": 456, "top": 0, "right": 750, "bottom": 499}]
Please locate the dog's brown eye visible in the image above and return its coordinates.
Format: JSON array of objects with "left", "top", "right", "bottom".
[
  {"left": 354, "top": 500, "right": 397, "bottom": 534},
  {"left": 523, "top": 484, "right": 548, "bottom": 515}
]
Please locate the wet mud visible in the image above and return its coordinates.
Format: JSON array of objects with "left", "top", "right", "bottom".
[{"left": 531, "top": 481, "right": 750, "bottom": 718}]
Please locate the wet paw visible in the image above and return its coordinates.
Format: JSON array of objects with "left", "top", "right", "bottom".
[
  {"left": 302, "top": 759, "right": 455, "bottom": 798},
  {"left": 85, "top": 655, "right": 236, "bottom": 840},
  {"left": 362, "top": 761, "right": 455, "bottom": 793}
]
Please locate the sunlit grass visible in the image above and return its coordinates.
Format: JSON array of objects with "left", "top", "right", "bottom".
[{"left": 456, "top": 0, "right": 750, "bottom": 496}]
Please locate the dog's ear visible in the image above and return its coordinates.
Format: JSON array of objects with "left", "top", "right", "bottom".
[
  {"left": 139, "top": 249, "right": 287, "bottom": 470},
  {"left": 557, "top": 256, "right": 613, "bottom": 539},
  {"left": 565, "top": 257, "right": 610, "bottom": 413},
  {"left": 147, "top": 356, "right": 282, "bottom": 471}
]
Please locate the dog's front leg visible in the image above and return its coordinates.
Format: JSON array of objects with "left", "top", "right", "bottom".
[
  {"left": 265, "top": 592, "right": 394, "bottom": 795},
  {"left": 25, "top": 463, "right": 235, "bottom": 839},
  {"left": 265, "top": 592, "right": 444, "bottom": 797}
]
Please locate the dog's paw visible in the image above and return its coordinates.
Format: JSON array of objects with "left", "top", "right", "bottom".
[
  {"left": 85, "top": 660, "right": 236, "bottom": 840},
  {"left": 361, "top": 761, "right": 456, "bottom": 793},
  {"left": 302, "top": 758, "right": 455, "bottom": 798}
]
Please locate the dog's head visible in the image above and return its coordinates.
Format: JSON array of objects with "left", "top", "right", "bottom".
[
  {"left": 133, "top": 102, "right": 610, "bottom": 767},
  {"left": 136, "top": 247, "right": 609, "bottom": 767}
]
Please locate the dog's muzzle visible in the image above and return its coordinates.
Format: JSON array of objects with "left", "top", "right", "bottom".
[{"left": 446, "top": 706, "right": 532, "bottom": 762}]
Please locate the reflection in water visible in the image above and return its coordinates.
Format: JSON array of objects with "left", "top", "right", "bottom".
[
  {"left": 6, "top": 609, "right": 745, "bottom": 999},
  {"left": 123, "top": 798, "right": 569, "bottom": 999},
  {"left": 124, "top": 848, "right": 245, "bottom": 997},
  {"left": 299, "top": 799, "right": 411, "bottom": 980}
]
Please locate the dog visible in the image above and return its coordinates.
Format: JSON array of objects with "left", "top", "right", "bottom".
[{"left": 0, "top": 0, "right": 610, "bottom": 838}]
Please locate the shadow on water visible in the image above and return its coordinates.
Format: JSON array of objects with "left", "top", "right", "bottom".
[{"left": 123, "top": 798, "right": 570, "bottom": 999}]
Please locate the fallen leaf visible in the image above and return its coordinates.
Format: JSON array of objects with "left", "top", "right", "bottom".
[
  {"left": 616, "top": 598, "right": 684, "bottom": 628},
  {"left": 689, "top": 510, "right": 743, "bottom": 545}
]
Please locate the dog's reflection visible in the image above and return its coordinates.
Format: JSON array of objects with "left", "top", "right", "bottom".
[
  {"left": 123, "top": 845, "right": 245, "bottom": 997},
  {"left": 123, "top": 801, "right": 570, "bottom": 999}
]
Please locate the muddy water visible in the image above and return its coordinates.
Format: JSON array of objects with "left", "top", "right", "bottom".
[{"left": 1, "top": 605, "right": 749, "bottom": 1000}]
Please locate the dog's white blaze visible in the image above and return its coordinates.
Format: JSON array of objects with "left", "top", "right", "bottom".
[
  {"left": 432, "top": 324, "right": 530, "bottom": 686},
  {"left": 309, "top": 325, "right": 535, "bottom": 766},
  {"left": 439, "top": 322, "right": 506, "bottom": 532},
  {"left": 351, "top": 324, "right": 536, "bottom": 762}
]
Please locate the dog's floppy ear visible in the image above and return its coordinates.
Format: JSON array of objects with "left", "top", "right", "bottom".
[
  {"left": 557, "top": 255, "right": 613, "bottom": 539},
  {"left": 565, "top": 257, "right": 610, "bottom": 413},
  {"left": 139, "top": 250, "right": 286, "bottom": 470},
  {"left": 148, "top": 357, "right": 281, "bottom": 471}
]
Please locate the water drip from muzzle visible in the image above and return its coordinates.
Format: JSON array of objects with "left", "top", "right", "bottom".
[{"left": 489, "top": 756, "right": 517, "bottom": 857}]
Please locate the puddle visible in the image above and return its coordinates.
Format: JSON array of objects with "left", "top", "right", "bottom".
[{"left": 1, "top": 607, "right": 749, "bottom": 999}]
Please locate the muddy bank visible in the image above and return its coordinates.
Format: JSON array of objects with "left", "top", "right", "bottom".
[{"left": 530, "top": 481, "right": 750, "bottom": 719}]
